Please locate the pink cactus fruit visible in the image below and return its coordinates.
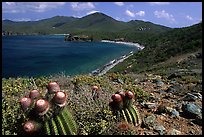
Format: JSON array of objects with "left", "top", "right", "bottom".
[
  {"left": 20, "top": 97, "right": 32, "bottom": 110},
  {"left": 53, "top": 91, "right": 67, "bottom": 106},
  {"left": 47, "top": 82, "right": 60, "bottom": 94},
  {"left": 125, "top": 91, "right": 134, "bottom": 99},
  {"left": 111, "top": 94, "right": 123, "bottom": 103},
  {"left": 29, "top": 90, "right": 40, "bottom": 99},
  {"left": 23, "top": 120, "right": 41, "bottom": 133},
  {"left": 35, "top": 99, "right": 49, "bottom": 115}
]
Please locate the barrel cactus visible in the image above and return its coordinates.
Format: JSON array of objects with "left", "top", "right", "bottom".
[
  {"left": 20, "top": 82, "right": 77, "bottom": 135},
  {"left": 109, "top": 91, "right": 141, "bottom": 127}
]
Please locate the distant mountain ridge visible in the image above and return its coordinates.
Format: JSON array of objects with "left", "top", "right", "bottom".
[{"left": 2, "top": 12, "right": 171, "bottom": 35}]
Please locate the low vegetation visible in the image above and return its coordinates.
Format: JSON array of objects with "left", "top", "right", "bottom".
[{"left": 2, "top": 73, "right": 149, "bottom": 135}]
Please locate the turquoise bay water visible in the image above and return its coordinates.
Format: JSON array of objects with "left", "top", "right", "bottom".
[{"left": 2, "top": 35, "right": 138, "bottom": 78}]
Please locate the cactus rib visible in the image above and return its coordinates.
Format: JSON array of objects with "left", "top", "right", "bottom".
[
  {"left": 127, "top": 106, "right": 137, "bottom": 126},
  {"left": 59, "top": 110, "right": 74, "bottom": 135},
  {"left": 63, "top": 107, "right": 77, "bottom": 134},
  {"left": 55, "top": 115, "right": 67, "bottom": 135},
  {"left": 44, "top": 121, "right": 51, "bottom": 135},
  {"left": 131, "top": 105, "right": 141, "bottom": 126},
  {"left": 51, "top": 118, "right": 59, "bottom": 135},
  {"left": 124, "top": 108, "right": 133, "bottom": 124},
  {"left": 121, "top": 109, "right": 128, "bottom": 122},
  {"left": 59, "top": 108, "right": 77, "bottom": 135}
]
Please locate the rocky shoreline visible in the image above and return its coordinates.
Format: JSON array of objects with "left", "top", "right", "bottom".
[
  {"left": 91, "top": 51, "right": 134, "bottom": 76},
  {"left": 91, "top": 40, "right": 144, "bottom": 76}
]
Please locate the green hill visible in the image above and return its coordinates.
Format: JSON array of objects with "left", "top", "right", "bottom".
[{"left": 2, "top": 12, "right": 171, "bottom": 36}]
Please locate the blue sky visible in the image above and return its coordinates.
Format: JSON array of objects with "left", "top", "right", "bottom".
[{"left": 2, "top": 2, "right": 202, "bottom": 28}]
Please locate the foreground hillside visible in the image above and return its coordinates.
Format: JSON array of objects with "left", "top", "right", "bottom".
[{"left": 2, "top": 67, "right": 202, "bottom": 135}]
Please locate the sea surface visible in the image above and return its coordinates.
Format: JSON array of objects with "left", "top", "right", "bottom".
[{"left": 2, "top": 35, "right": 139, "bottom": 78}]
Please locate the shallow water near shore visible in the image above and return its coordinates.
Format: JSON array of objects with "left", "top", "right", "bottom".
[{"left": 2, "top": 35, "right": 139, "bottom": 78}]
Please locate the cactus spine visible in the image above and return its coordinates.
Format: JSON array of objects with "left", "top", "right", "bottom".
[
  {"left": 20, "top": 81, "right": 78, "bottom": 135},
  {"left": 109, "top": 91, "right": 141, "bottom": 127},
  {"left": 43, "top": 107, "right": 77, "bottom": 135}
]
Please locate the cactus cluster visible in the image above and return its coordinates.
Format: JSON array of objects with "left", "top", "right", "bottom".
[
  {"left": 109, "top": 91, "right": 141, "bottom": 127},
  {"left": 20, "top": 82, "right": 77, "bottom": 135}
]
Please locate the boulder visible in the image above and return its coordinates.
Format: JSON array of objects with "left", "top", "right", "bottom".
[
  {"left": 142, "top": 102, "right": 157, "bottom": 109},
  {"left": 182, "top": 93, "right": 198, "bottom": 101},
  {"left": 168, "top": 129, "right": 182, "bottom": 135},
  {"left": 153, "top": 124, "right": 166, "bottom": 135},
  {"left": 182, "top": 103, "right": 202, "bottom": 118},
  {"left": 143, "top": 114, "right": 156, "bottom": 129}
]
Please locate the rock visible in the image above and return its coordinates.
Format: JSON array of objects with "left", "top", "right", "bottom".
[
  {"left": 144, "top": 131, "right": 155, "bottom": 135},
  {"left": 182, "top": 93, "right": 198, "bottom": 101},
  {"left": 182, "top": 103, "right": 202, "bottom": 118},
  {"left": 168, "top": 129, "right": 182, "bottom": 135},
  {"left": 171, "top": 109, "right": 180, "bottom": 118},
  {"left": 143, "top": 114, "right": 156, "bottom": 129},
  {"left": 153, "top": 124, "right": 165, "bottom": 135},
  {"left": 153, "top": 79, "right": 164, "bottom": 86},
  {"left": 156, "top": 90, "right": 166, "bottom": 94},
  {"left": 142, "top": 102, "right": 157, "bottom": 109},
  {"left": 156, "top": 104, "right": 167, "bottom": 114},
  {"left": 192, "top": 114, "right": 202, "bottom": 126},
  {"left": 117, "top": 78, "right": 124, "bottom": 84},
  {"left": 192, "top": 93, "right": 202, "bottom": 100},
  {"left": 169, "top": 80, "right": 177, "bottom": 84},
  {"left": 165, "top": 86, "right": 177, "bottom": 93},
  {"left": 195, "top": 52, "right": 202, "bottom": 58},
  {"left": 175, "top": 103, "right": 183, "bottom": 112},
  {"left": 155, "top": 80, "right": 164, "bottom": 87},
  {"left": 168, "top": 73, "right": 182, "bottom": 79},
  {"left": 163, "top": 107, "right": 180, "bottom": 117}
]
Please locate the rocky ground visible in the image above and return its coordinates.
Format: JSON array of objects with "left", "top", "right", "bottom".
[
  {"left": 130, "top": 73, "right": 202, "bottom": 135},
  {"left": 124, "top": 50, "right": 202, "bottom": 135}
]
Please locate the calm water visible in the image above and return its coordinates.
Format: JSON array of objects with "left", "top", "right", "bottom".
[{"left": 2, "top": 35, "right": 138, "bottom": 78}]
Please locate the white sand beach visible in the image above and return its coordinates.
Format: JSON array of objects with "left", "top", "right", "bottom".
[{"left": 101, "top": 40, "right": 145, "bottom": 50}]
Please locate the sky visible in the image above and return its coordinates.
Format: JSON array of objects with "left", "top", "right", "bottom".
[{"left": 2, "top": 2, "right": 202, "bottom": 28}]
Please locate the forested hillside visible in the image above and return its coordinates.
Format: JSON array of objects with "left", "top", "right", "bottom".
[{"left": 110, "top": 22, "right": 202, "bottom": 74}]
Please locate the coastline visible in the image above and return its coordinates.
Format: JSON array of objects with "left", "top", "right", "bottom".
[
  {"left": 91, "top": 40, "right": 144, "bottom": 76},
  {"left": 101, "top": 40, "right": 145, "bottom": 50}
]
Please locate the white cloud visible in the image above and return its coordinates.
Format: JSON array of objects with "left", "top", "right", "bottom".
[
  {"left": 135, "top": 11, "right": 145, "bottom": 17},
  {"left": 154, "top": 10, "right": 176, "bottom": 23},
  {"left": 115, "top": 17, "right": 125, "bottom": 22},
  {"left": 128, "top": 4, "right": 134, "bottom": 8},
  {"left": 186, "top": 15, "right": 193, "bottom": 20},
  {"left": 138, "top": 18, "right": 148, "bottom": 22},
  {"left": 114, "top": 2, "right": 124, "bottom": 6},
  {"left": 70, "top": 2, "right": 95, "bottom": 11},
  {"left": 13, "top": 18, "right": 31, "bottom": 21},
  {"left": 125, "top": 10, "right": 145, "bottom": 18},
  {"left": 5, "top": 2, "right": 15, "bottom": 6},
  {"left": 72, "top": 15, "right": 83, "bottom": 18},
  {"left": 148, "top": 2, "right": 170, "bottom": 5},
  {"left": 125, "top": 10, "right": 135, "bottom": 18},
  {"left": 2, "top": 2, "right": 65, "bottom": 13},
  {"left": 115, "top": 17, "right": 120, "bottom": 20},
  {"left": 86, "top": 10, "right": 100, "bottom": 15}
]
